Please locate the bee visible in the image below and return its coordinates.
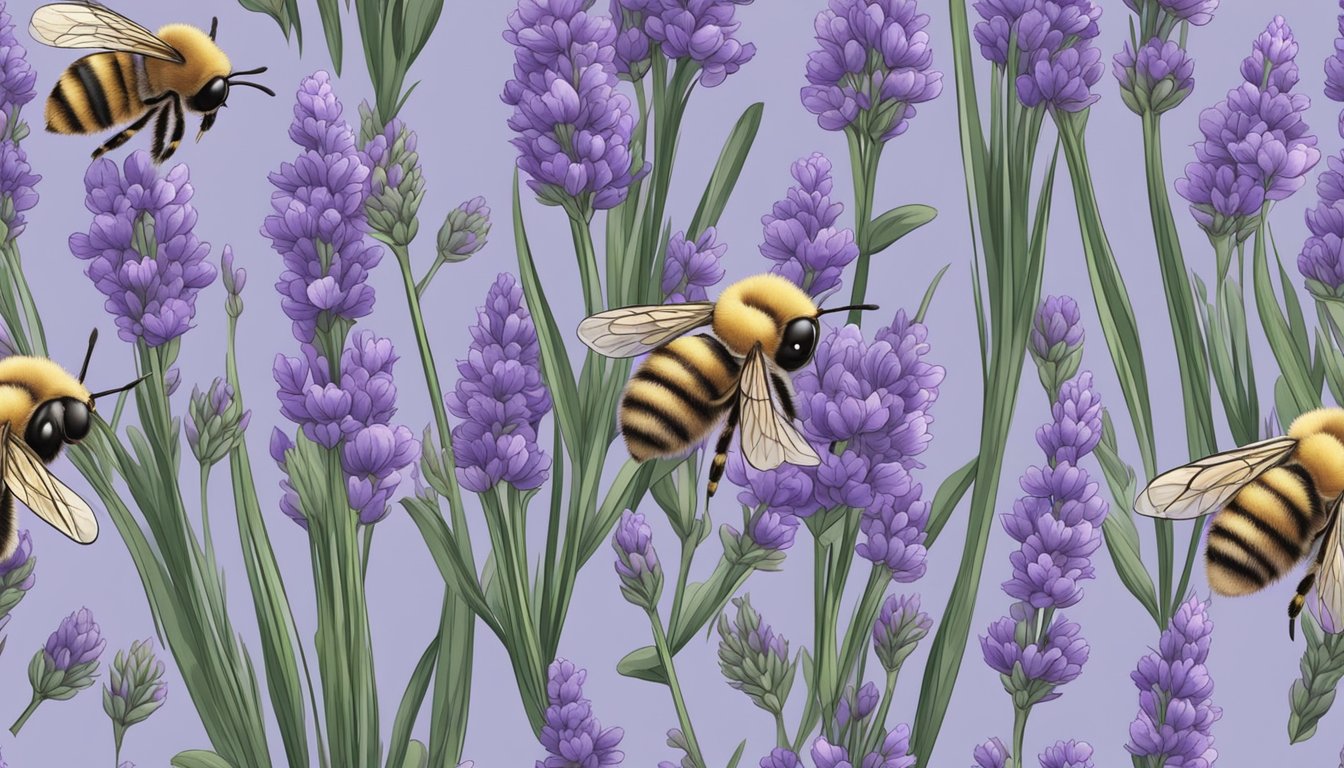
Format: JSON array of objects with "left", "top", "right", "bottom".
[
  {"left": 578, "top": 273, "right": 878, "bottom": 503},
  {"left": 29, "top": 2, "right": 276, "bottom": 164},
  {"left": 1135, "top": 408, "right": 1344, "bottom": 639},
  {"left": 0, "top": 329, "right": 146, "bottom": 558}
]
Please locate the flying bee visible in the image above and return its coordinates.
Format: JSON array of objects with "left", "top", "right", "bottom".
[
  {"left": 1135, "top": 408, "right": 1344, "bottom": 639},
  {"left": 30, "top": 2, "right": 276, "bottom": 164},
  {"left": 0, "top": 329, "right": 146, "bottom": 558},
  {"left": 578, "top": 273, "right": 878, "bottom": 503}
]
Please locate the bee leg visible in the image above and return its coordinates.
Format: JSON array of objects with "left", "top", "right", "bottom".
[
  {"left": 196, "top": 110, "right": 218, "bottom": 143},
  {"left": 150, "top": 103, "right": 172, "bottom": 163},
  {"left": 0, "top": 488, "right": 13, "bottom": 560},
  {"left": 157, "top": 95, "right": 186, "bottom": 162},
  {"left": 705, "top": 402, "right": 741, "bottom": 512},
  {"left": 1290, "top": 514, "right": 1340, "bottom": 640},
  {"left": 91, "top": 108, "right": 157, "bottom": 159}
]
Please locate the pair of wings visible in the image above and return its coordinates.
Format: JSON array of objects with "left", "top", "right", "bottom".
[
  {"left": 0, "top": 424, "right": 98, "bottom": 547},
  {"left": 29, "top": 2, "right": 186, "bottom": 63},
  {"left": 1135, "top": 435, "right": 1344, "bottom": 631},
  {"left": 578, "top": 302, "right": 820, "bottom": 471}
]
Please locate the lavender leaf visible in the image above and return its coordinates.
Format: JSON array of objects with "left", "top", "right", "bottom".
[
  {"left": 1289, "top": 616, "right": 1344, "bottom": 743},
  {"left": 868, "top": 204, "right": 938, "bottom": 256}
]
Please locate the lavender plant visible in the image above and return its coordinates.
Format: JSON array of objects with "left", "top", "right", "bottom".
[
  {"left": 800, "top": 0, "right": 943, "bottom": 323},
  {"left": 1126, "top": 595, "right": 1221, "bottom": 767},
  {"left": 0, "top": 0, "right": 40, "bottom": 360},
  {"left": 535, "top": 659, "right": 625, "bottom": 768},
  {"left": 102, "top": 639, "right": 168, "bottom": 766},
  {"left": 911, "top": 1, "right": 1097, "bottom": 760}
]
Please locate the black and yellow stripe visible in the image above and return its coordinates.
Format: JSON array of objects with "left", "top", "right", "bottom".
[
  {"left": 619, "top": 334, "right": 738, "bottom": 463},
  {"left": 46, "top": 53, "right": 146, "bottom": 135},
  {"left": 1207, "top": 463, "right": 1320, "bottom": 595}
]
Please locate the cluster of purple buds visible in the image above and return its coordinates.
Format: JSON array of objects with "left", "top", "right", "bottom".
[
  {"left": 360, "top": 104, "right": 425, "bottom": 248},
  {"left": 1114, "top": 37, "right": 1195, "bottom": 115},
  {"left": 264, "top": 72, "right": 381, "bottom": 352},
  {"left": 1177, "top": 16, "right": 1318, "bottom": 243},
  {"left": 809, "top": 725, "right": 916, "bottom": 768},
  {"left": 502, "top": 0, "right": 648, "bottom": 215},
  {"left": 1125, "top": 595, "right": 1220, "bottom": 766},
  {"left": 220, "top": 245, "right": 247, "bottom": 320},
  {"left": 0, "top": 0, "right": 38, "bottom": 243},
  {"left": 662, "top": 228, "right": 727, "bottom": 303},
  {"left": 535, "top": 658, "right": 625, "bottom": 768},
  {"left": 186, "top": 377, "right": 252, "bottom": 467},
  {"left": 1028, "top": 295, "right": 1085, "bottom": 397},
  {"left": 974, "top": 0, "right": 1104, "bottom": 113},
  {"left": 69, "top": 151, "right": 216, "bottom": 347},
  {"left": 613, "top": 510, "right": 663, "bottom": 611},
  {"left": 0, "top": 528, "right": 34, "bottom": 623},
  {"left": 801, "top": 0, "right": 943, "bottom": 143},
  {"left": 972, "top": 738, "right": 1095, "bottom": 768},
  {"left": 872, "top": 593, "right": 930, "bottom": 673},
  {"left": 611, "top": 0, "right": 756, "bottom": 86},
  {"left": 981, "top": 610, "right": 1089, "bottom": 708},
  {"left": 273, "top": 331, "right": 420, "bottom": 526},
  {"left": 437, "top": 197, "right": 492, "bottom": 264},
  {"left": 1297, "top": 3, "right": 1344, "bottom": 300},
  {"left": 24, "top": 607, "right": 105, "bottom": 721},
  {"left": 758, "top": 153, "right": 858, "bottom": 299},
  {"left": 716, "top": 595, "right": 795, "bottom": 717},
  {"left": 447, "top": 273, "right": 553, "bottom": 494},
  {"left": 102, "top": 638, "right": 167, "bottom": 736}
]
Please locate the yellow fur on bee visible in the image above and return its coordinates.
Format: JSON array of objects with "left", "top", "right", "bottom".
[
  {"left": 144, "top": 25, "right": 230, "bottom": 104},
  {"left": 711, "top": 274, "right": 818, "bottom": 357},
  {"left": 1287, "top": 408, "right": 1344, "bottom": 442},
  {"left": 1295, "top": 432, "right": 1344, "bottom": 499},
  {"left": 0, "top": 357, "right": 90, "bottom": 434}
]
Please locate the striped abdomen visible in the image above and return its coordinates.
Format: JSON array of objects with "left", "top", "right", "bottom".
[
  {"left": 46, "top": 53, "right": 146, "bottom": 135},
  {"left": 619, "top": 334, "right": 739, "bottom": 462},
  {"left": 1206, "top": 463, "right": 1325, "bottom": 596}
]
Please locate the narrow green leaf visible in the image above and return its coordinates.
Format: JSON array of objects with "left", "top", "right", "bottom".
[
  {"left": 923, "top": 456, "right": 976, "bottom": 549},
  {"left": 915, "top": 264, "right": 951, "bottom": 324},
  {"left": 171, "top": 751, "right": 236, "bottom": 768},
  {"left": 1288, "top": 612, "right": 1344, "bottom": 743},
  {"left": 235, "top": 0, "right": 294, "bottom": 40},
  {"left": 403, "top": 740, "right": 428, "bottom": 768},
  {"left": 513, "top": 174, "right": 583, "bottom": 458},
  {"left": 616, "top": 645, "right": 665, "bottom": 683},
  {"left": 725, "top": 739, "right": 749, "bottom": 768},
  {"left": 867, "top": 204, "right": 938, "bottom": 256},
  {"left": 686, "top": 102, "right": 764, "bottom": 238},
  {"left": 385, "top": 634, "right": 440, "bottom": 768},
  {"left": 1095, "top": 417, "right": 1160, "bottom": 624},
  {"left": 315, "top": 0, "right": 344, "bottom": 74}
]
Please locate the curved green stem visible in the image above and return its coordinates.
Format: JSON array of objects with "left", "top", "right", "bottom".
[
  {"left": 9, "top": 693, "right": 40, "bottom": 736},
  {"left": 1010, "top": 704, "right": 1030, "bottom": 768},
  {"left": 846, "top": 135, "right": 884, "bottom": 325},
  {"left": 650, "top": 612, "right": 706, "bottom": 768}
]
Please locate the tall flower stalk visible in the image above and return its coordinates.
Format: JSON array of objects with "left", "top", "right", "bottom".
[
  {"left": 910, "top": 1, "right": 1093, "bottom": 761},
  {"left": 0, "top": 0, "right": 41, "bottom": 359}
]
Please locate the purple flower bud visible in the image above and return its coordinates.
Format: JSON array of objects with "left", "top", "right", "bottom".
[
  {"left": 536, "top": 658, "right": 624, "bottom": 768},
  {"left": 758, "top": 749, "right": 803, "bottom": 768},
  {"left": 662, "top": 228, "right": 727, "bottom": 302},
  {"left": 1016, "top": 45, "right": 1103, "bottom": 113},
  {"left": 646, "top": 0, "right": 756, "bottom": 87},
  {"left": 1114, "top": 38, "right": 1195, "bottom": 116},
  {"left": 438, "top": 196, "right": 492, "bottom": 262},
  {"left": 613, "top": 510, "right": 663, "bottom": 610},
  {"left": 718, "top": 595, "right": 794, "bottom": 716},
  {"left": 44, "top": 607, "right": 104, "bottom": 672},
  {"left": 1328, "top": 4, "right": 1344, "bottom": 105},
  {"left": 981, "top": 613, "right": 1089, "bottom": 696},
  {"left": 872, "top": 593, "right": 931, "bottom": 672},
  {"left": 973, "top": 737, "right": 1009, "bottom": 768},
  {"left": 810, "top": 737, "right": 851, "bottom": 768},
  {"left": 1241, "top": 15, "right": 1299, "bottom": 93},
  {"left": 746, "top": 508, "right": 799, "bottom": 552}
]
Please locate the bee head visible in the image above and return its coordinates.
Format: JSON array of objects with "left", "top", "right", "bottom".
[
  {"left": 189, "top": 76, "right": 229, "bottom": 112},
  {"left": 25, "top": 398, "right": 91, "bottom": 460},
  {"left": 777, "top": 303, "right": 881, "bottom": 370}
]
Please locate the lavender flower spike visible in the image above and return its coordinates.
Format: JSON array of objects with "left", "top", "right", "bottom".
[
  {"left": 758, "top": 749, "right": 803, "bottom": 768},
  {"left": 438, "top": 196, "right": 492, "bottom": 263},
  {"left": 873, "top": 593, "right": 931, "bottom": 673},
  {"left": 0, "top": 1, "right": 35, "bottom": 116},
  {"left": 502, "top": 0, "right": 648, "bottom": 214},
  {"left": 1126, "top": 595, "right": 1221, "bottom": 766},
  {"left": 447, "top": 273, "right": 552, "bottom": 494},
  {"left": 0, "top": 528, "right": 33, "bottom": 621},
  {"left": 0, "top": 118, "right": 38, "bottom": 242},
  {"left": 802, "top": 0, "right": 943, "bottom": 142},
  {"left": 646, "top": 0, "right": 757, "bottom": 88},
  {"left": 187, "top": 377, "right": 252, "bottom": 467},
  {"left": 1029, "top": 295, "right": 1084, "bottom": 398},
  {"left": 103, "top": 638, "right": 168, "bottom": 743},
  {"left": 536, "top": 659, "right": 624, "bottom": 768},
  {"left": 1299, "top": 7, "right": 1344, "bottom": 300},
  {"left": 613, "top": 509, "right": 663, "bottom": 610},
  {"left": 1157, "top": 0, "right": 1218, "bottom": 27},
  {"left": 263, "top": 71, "right": 381, "bottom": 348},
  {"left": 973, "top": 738, "right": 1009, "bottom": 768},
  {"left": 69, "top": 151, "right": 215, "bottom": 347},
  {"left": 759, "top": 153, "right": 858, "bottom": 299},
  {"left": 1114, "top": 38, "right": 1196, "bottom": 116},
  {"left": 717, "top": 595, "right": 795, "bottom": 716},
  {"left": 981, "top": 613, "right": 1089, "bottom": 706},
  {"left": 1327, "top": 1, "right": 1344, "bottom": 106}
]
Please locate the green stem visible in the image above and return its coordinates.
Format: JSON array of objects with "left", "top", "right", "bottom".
[
  {"left": 569, "top": 215, "right": 604, "bottom": 317},
  {"left": 361, "top": 524, "right": 375, "bottom": 582},
  {"left": 847, "top": 135, "right": 884, "bottom": 325},
  {"left": 5, "top": 242, "right": 47, "bottom": 355},
  {"left": 9, "top": 693, "right": 40, "bottom": 736},
  {"left": 650, "top": 611, "right": 706, "bottom": 768},
  {"left": 113, "top": 722, "right": 126, "bottom": 768},
  {"left": 199, "top": 469, "right": 216, "bottom": 579},
  {"left": 774, "top": 711, "right": 790, "bottom": 749},
  {"left": 1010, "top": 704, "right": 1030, "bottom": 768},
  {"left": 862, "top": 670, "right": 899, "bottom": 755}
]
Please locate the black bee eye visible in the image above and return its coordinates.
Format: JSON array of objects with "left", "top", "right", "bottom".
[
  {"left": 775, "top": 318, "right": 819, "bottom": 372},
  {"left": 61, "top": 398, "right": 91, "bottom": 442},
  {"left": 189, "top": 77, "right": 229, "bottom": 112},
  {"left": 25, "top": 401, "right": 66, "bottom": 461}
]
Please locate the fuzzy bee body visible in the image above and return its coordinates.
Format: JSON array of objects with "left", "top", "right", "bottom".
[
  {"left": 583, "top": 273, "right": 876, "bottom": 504},
  {"left": 31, "top": 4, "right": 274, "bottom": 164},
  {"left": 1136, "top": 408, "right": 1344, "bottom": 639}
]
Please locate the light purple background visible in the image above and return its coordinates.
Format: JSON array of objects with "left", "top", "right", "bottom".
[{"left": 0, "top": 0, "right": 1338, "bottom": 765}]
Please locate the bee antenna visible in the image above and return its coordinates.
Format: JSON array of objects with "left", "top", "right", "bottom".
[
  {"left": 78, "top": 328, "right": 98, "bottom": 383},
  {"left": 816, "top": 303, "right": 880, "bottom": 317},
  {"left": 229, "top": 80, "right": 276, "bottom": 97},
  {"left": 89, "top": 374, "right": 151, "bottom": 401},
  {"left": 209, "top": 16, "right": 218, "bottom": 40},
  {"left": 231, "top": 66, "right": 269, "bottom": 77}
]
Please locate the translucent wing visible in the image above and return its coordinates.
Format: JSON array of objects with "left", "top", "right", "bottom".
[
  {"left": 736, "top": 344, "right": 820, "bottom": 471},
  {"left": 2, "top": 428, "right": 97, "bottom": 545},
  {"left": 1133, "top": 435, "right": 1297, "bottom": 520},
  {"left": 577, "top": 302, "right": 715, "bottom": 358},
  {"left": 29, "top": 3, "right": 184, "bottom": 62},
  {"left": 1312, "top": 496, "right": 1344, "bottom": 634}
]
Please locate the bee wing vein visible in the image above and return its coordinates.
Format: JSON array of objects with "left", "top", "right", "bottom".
[
  {"left": 30, "top": 3, "right": 184, "bottom": 62},
  {"left": 737, "top": 345, "right": 819, "bottom": 471},
  {"left": 3, "top": 432, "right": 97, "bottom": 544},
  {"left": 1134, "top": 436, "right": 1297, "bottom": 520},
  {"left": 578, "top": 303, "right": 715, "bottom": 357}
]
